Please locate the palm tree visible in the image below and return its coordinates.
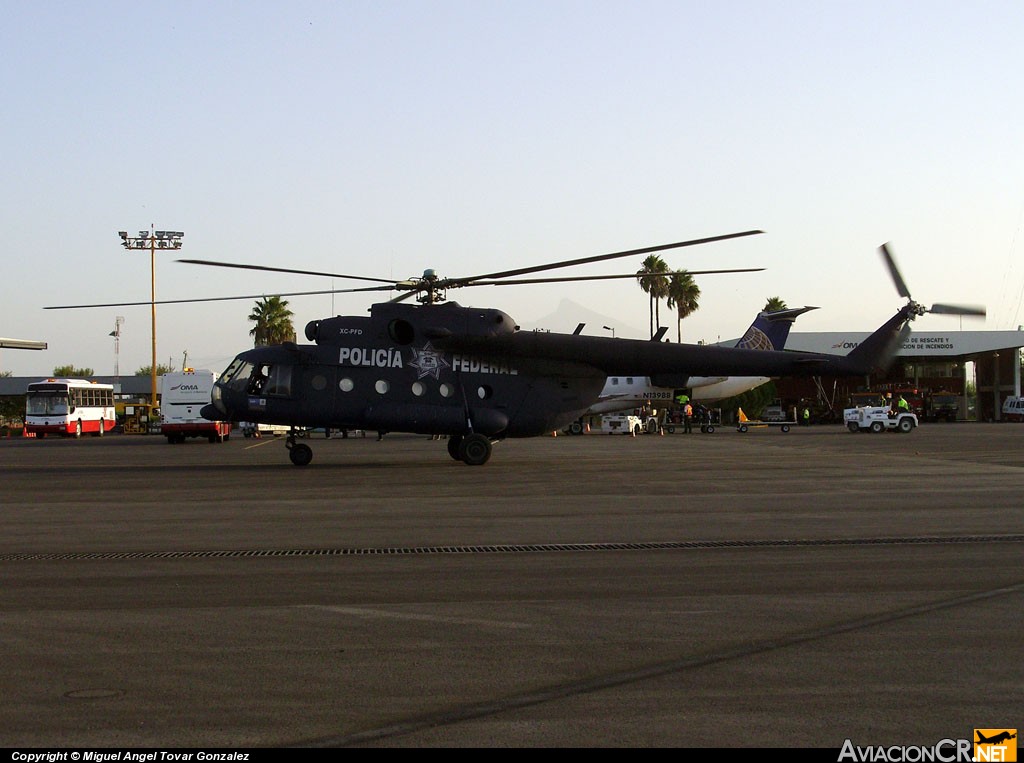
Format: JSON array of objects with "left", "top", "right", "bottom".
[
  {"left": 763, "top": 296, "right": 788, "bottom": 313},
  {"left": 249, "top": 296, "right": 296, "bottom": 347},
  {"left": 666, "top": 270, "right": 701, "bottom": 343},
  {"left": 636, "top": 255, "right": 670, "bottom": 339}
]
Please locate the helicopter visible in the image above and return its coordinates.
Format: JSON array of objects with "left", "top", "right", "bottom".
[{"left": 45, "top": 232, "right": 981, "bottom": 466}]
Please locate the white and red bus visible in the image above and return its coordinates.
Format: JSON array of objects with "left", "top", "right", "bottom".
[{"left": 24, "top": 378, "right": 116, "bottom": 438}]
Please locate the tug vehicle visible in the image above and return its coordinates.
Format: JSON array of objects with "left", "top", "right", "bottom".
[
  {"left": 599, "top": 413, "right": 646, "bottom": 435},
  {"left": 843, "top": 405, "right": 918, "bottom": 433}
]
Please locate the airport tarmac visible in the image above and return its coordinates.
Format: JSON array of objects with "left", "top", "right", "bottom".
[{"left": 1, "top": 424, "right": 1021, "bottom": 748}]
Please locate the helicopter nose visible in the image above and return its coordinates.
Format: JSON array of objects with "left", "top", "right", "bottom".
[{"left": 201, "top": 402, "right": 225, "bottom": 420}]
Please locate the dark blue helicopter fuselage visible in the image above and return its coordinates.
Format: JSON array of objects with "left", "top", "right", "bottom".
[{"left": 205, "top": 301, "right": 606, "bottom": 438}]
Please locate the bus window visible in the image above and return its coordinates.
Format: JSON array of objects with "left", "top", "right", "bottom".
[{"left": 26, "top": 392, "right": 68, "bottom": 416}]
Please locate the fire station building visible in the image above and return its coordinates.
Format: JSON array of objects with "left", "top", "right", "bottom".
[{"left": 774, "top": 328, "right": 1024, "bottom": 422}]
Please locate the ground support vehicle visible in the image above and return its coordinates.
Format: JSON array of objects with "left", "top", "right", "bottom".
[
  {"left": 925, "top": 393, "right": 961, "bottom": 422},
  {"left": 736, "top": 407, "right": 793, "bottom": 433},
  {"left": 844, "top": 405, "right": 918, "bottom": 433},
  {"left": 240, "top": 422, "right": 290, "bottom": 438},
  {"left": 160, "top": 370, "right": 231, "bottom": 443},
  {"left": 1002, "top": 396, "right": 1024, "bottom": 422},
  {"left": 762, "top": 399, "right": 786, "bottom": 422},
  {"left": 599, "top": 413, "right": 646, "bottom": 435}
]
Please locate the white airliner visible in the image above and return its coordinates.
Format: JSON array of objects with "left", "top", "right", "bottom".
[{"left": 586, "top": 306, "right": 817, "bottom": 415}]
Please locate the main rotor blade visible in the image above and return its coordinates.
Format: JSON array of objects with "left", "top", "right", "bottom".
[
  {"left": 43, "top": 284, "right": 400, "bottom": 310},
  {"left": 929, "top": 303, "right": 987, "bottom": 317},
  {"left": 878, "top": 243, "right": 912, "bottom": 299},
  {"left": 177, "top": 259, "right": 397, "bottom": 285},
  {"left": 466, "top": 267, "right": 765, "bottom": 286},
  {"left": 441, "top": 229, "right": 764, "bottom": 288}
]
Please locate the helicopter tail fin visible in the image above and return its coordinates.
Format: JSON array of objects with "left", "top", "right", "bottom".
[{"left": 837, "top": 305, "right": 915, "bottom": 376}]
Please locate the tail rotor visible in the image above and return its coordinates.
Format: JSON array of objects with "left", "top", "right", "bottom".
[{"left": 879, "top": 242, "right": 986, "bottom": 320}]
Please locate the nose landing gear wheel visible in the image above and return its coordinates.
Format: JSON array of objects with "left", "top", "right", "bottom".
[{"left": 289, "top": 443, "right": 313, "bottom": 466}]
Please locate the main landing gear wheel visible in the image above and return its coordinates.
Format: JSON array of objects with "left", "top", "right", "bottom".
[
  {"left": 289, "top": 443, "right": 313, "bottom": 466},
  {"left": 447, "top": 434, "right": 463, "bottom": 461},
  {"left": 568, "top": 421, "right": 584, "bottom": 435},
  {"left": 458, "top": 433, "right": 492, "bottom": 466}
]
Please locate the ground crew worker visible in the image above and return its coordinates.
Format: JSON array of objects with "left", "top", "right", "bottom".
[
  {"left": 802, "top": 406, "right": 810, "bottom": 426},
  {"left": 683, "top": 402, "right": 694, "bottom": 434},
  {"left": 897, "top": 394, "right": 910, "bottom": 413}
]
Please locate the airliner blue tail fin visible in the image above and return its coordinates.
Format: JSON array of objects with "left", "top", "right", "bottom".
[{"left": 734, "top": 306, "right": 818, "bottom": 351}]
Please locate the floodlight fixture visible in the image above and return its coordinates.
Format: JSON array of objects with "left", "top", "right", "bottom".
[{"left": 116, "top": 225, "right": 184, "bottom": 408}]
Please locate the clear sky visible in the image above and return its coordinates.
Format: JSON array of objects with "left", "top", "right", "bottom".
[{"left": 2, "top": 1, "right": 1022, "bottom": 377}]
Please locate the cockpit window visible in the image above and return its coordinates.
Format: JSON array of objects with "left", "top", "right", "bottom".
[
  {"left": 220, "top": 358, "right": 246, "bottom": 384},
  {"left": 246, "top": 363, "right": 292, "bottom": 397},
  {"left": 222, "top": 361, "right": 253, "bottom": 392},
  {"left": 247, "top": 364, "right": 269, "bottom": 395}
]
